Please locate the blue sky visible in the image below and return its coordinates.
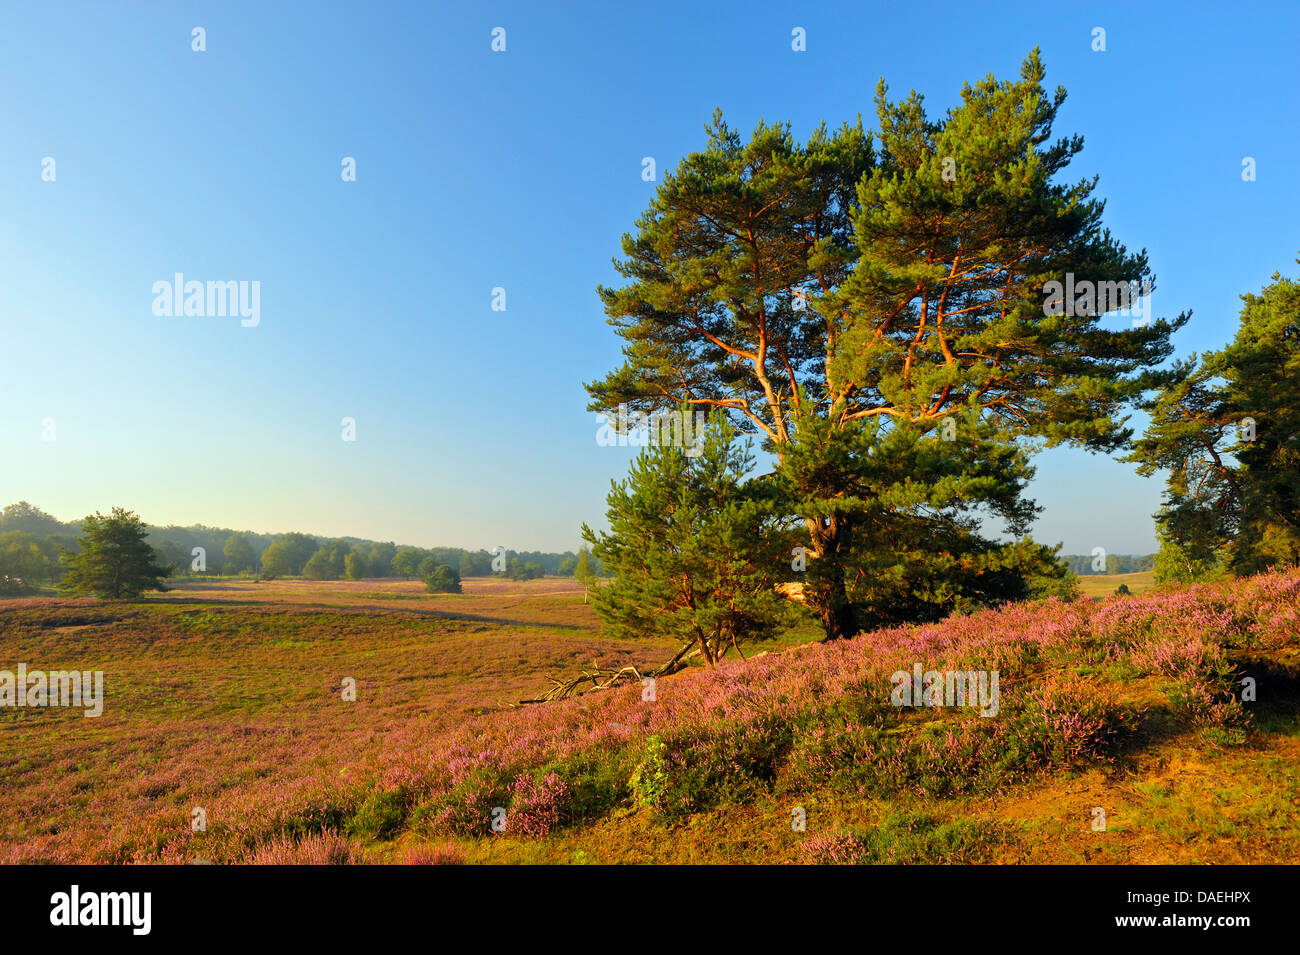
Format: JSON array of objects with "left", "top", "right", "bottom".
[{"left": 1, "top": 1, "right": 1296, "bottom": 554}]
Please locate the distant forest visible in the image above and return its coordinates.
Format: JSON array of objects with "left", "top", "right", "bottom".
[
  {"left": 1058, "top": 553, "right": 1157, "bottom": 576},
  {"left": 2, "top": 501, "right": 1146, "bottom": 591},
  {"left": 0, "top": 501, "right": 597, "bottom": 584}
]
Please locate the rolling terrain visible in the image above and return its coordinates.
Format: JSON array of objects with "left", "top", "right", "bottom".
[{"left": 1, "top": 572, "right": 1296, "bottom": 864}]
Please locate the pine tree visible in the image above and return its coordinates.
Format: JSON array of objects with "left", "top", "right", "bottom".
[
  {"left": 58, "top": 508, "right": 172, "bottom": 599},
  {"left": 586, "top": 51, "right": 1180, "bottom": 638},
  {"left": 1130, "top": 264, "right": 1300, "bottom": 574},
  {"left": 583, "top": 412, "right": 793, "bottom": 665},
  {"left": 424, "top": 563, "right": 462, "bottom": 594}
]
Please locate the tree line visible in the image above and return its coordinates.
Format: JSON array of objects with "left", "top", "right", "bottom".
[
  {"left": 1058, "top": 554, "right": 1157, "bottom": 576},
  {"left": 0, "top": 501, "right": 601, "bottom": 597}
]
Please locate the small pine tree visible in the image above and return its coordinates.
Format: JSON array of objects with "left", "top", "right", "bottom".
[
  {"left": 583, "top": 411, "right": 792, "bottom": 665},
  {"left": 58, "top": 507, "right": 172, "bottom": 599},
  {"left": 424, "top": 563, "right": 462, "bottom": 594}
]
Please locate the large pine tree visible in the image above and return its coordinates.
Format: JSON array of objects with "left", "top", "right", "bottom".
[{"left": 587, "top": 51, "right": 1182, "bottom": 638}]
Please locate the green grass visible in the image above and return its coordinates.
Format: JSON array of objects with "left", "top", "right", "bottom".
[{"left": 1076, "top": 570, "right": 1156, "bottom": 598}]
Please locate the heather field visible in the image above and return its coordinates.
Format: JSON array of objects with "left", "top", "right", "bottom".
[{"left": 2, "top": 572, "right": 1297, "bottom": 865}]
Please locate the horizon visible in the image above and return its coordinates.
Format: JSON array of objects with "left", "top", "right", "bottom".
[{"left": 0, "top": 499, "right": 1162, "bottom": 560}]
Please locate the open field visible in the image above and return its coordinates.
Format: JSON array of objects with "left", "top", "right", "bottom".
[
  {"left": 1076, "top": 571, "right": 1156, "bottom": 599},
  {"left": 2, "top": 573, "right": 1297, "bottom": 864},
  {"left": 0, "top": 577, "right": 675, "bottom": 862}
]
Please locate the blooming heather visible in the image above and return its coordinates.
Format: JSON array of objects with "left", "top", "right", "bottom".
[{"left": 3, "top": 569, "right": 1294, "bottom": 862}]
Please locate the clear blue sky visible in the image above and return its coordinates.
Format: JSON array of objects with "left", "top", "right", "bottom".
[{"left": 2, "top": 1, "right": 1296, "bottom": 554}]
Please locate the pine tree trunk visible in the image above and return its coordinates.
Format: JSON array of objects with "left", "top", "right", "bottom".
[
  {"left": 695, "top": 626, "right": 716, "bottom": 666},
  {"left": 805, "top": 516, "right": 858, "bottom": 641}
]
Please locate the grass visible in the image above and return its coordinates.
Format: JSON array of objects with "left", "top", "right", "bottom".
[
  {"left": 0, "top": 577, "right": 674, "bottom": 861},
  {"left": 1075, "top": 570, "right": 1156, "bottom": 598},
  {"left": 1, "top": 571, "right": 1296, "bottom": 864}
]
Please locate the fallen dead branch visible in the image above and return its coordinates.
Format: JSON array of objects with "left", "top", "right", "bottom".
[{"left": 514, "top": 642, "right": 700, "bottom": 705}]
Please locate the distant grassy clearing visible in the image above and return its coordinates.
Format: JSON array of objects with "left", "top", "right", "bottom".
[{"left": 1076, "top": 570, "right": 1155, "bottom": 598}]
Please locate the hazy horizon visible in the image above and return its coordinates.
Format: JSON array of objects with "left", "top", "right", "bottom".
[{"left": 1, "top": 498, "right": 1166, "bottom": 560}]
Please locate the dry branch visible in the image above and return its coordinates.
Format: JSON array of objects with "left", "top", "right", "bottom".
[{"left": 515, "top": 642, "right": 700, "bottom": 706}]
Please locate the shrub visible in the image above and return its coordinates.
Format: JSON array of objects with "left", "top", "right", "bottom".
[
  {"left": 631, "top": 721, "right": 790, "bottom": 819},
  {"left": 545, "top": 754, "right": 631, "bottom": 825},
  {"left": 1127, "top": 630, "right": 1252, "bottom": 730},
  {"left": 411, "top": 768, "right": 510, "bottom": 836},
  {"left": 505, "top": 772, "right": 570, "bottom": 838},
  {"left": 802, "top": 831, "right": 874, "bottom": 865},
  {"left": 272, "top": 787, "right": 357, "bottom": 841},
  {"left": 349, "top": 787, "right": 409, "bottom": 840},
  {"left": 1169, "top": 677, "right": 1251, "bottom": 730},
  {"left": 0, "top": 575, "right": 36, "bottom": 596},
  {"left": 784, "top": 714, "right": 904, "bottom": 797},
  {"left": 629, "top": 735, "right": 671, "bottom": 812},
  {"left": 785, "top": 675, "right": 1137, "bottom": 799},
  {"left": 424, "top": 564, "right": 462, "bottom": 594},
  {"left": 1002, "top": 675, "right": 1139, "bottom": 769}
]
